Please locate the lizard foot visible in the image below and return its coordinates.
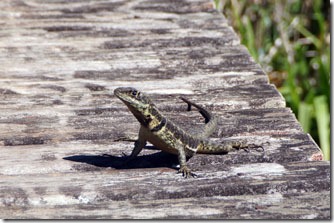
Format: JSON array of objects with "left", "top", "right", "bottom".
[
  {"left": 119, "top": 153, "right": 136, "bottom": 166},
  {"left": 239, "top": 143, "right": 266, "bottom": 153},
  {"left": 178, "top": 165, "right": 197, "bottom": 178}
]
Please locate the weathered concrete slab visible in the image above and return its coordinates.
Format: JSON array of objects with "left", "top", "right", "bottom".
[{"left": 0, "top": 0, "right": 329, "bottom": 219}]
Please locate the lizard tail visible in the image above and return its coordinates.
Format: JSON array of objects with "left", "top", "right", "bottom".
[
  {"left": 197, "top": 139, "right": 244, "bottom": 154},
  {"left": 197, "top": 140, "right": 227, "bottom": 154},
  {"left": 197, "top": 138, "right": 264, "bottom": 154},
  {"left": 179, "top": 97, "right": 218, "bottom": 139}
]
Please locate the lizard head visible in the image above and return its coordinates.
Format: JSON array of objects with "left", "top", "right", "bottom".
[{"left": 114, "top": 87, "right": 153, "bottom": 126}]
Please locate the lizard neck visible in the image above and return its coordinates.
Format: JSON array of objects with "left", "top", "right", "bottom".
[
  {"left": 147, "top": 107, "right": 166, "bottom": 131},
  {"left": 128, "top": 104, "right": 164, "bottom": 129}
]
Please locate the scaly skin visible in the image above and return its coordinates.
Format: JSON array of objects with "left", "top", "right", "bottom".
[{"left": 114, "top": 87, "right": 263, "bottom": 178}]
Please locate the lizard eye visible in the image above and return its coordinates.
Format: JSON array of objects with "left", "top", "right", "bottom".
[{"left": 131, "top": 90, "right": 138, "bottom": 96}]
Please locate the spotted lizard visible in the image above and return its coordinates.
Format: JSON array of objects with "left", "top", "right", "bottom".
[{"left": 114, "top": 87, "right": 264, "bottom": 177}]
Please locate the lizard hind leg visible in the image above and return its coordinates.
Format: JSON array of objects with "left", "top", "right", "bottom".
[{"left": 176, "top": 145, "right": 197, "bottom": 178}]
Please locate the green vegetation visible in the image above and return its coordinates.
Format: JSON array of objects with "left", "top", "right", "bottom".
[{"left": 215, "top": 0, "right": 330, "bottom": 160}]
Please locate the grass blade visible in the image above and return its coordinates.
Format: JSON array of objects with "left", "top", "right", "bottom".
[
  {"left": 298, "top": 102, "right": 313, "bottom": 133},
  {"left": 314, "top": 96, "right": 330, "bottom": 160}
]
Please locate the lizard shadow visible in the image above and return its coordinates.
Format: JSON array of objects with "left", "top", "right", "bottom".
[{"left": 63, "top": 148, "right": 179, "bottom": 170}]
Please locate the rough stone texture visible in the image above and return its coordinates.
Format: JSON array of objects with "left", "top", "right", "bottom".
[{"left": 0, "top": 0, "right": 330, "bottom": 219}]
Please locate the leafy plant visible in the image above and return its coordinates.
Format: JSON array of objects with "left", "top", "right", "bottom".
[{"left": 216, "top": 0, "right": 330, "bottom": 160}]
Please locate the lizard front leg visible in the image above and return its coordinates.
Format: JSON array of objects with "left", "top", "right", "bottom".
[{"left": 125, "top": 126, "right": 147, "bottom": 162}]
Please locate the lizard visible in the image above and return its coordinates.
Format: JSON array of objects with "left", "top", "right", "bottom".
[{"left": 114, "top": 87, "right": 264, "bottom": 178}]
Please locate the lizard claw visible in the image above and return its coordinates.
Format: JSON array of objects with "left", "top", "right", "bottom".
[
  {"left": 121, "top": 153, "right": 136, "bottom": 166},
  {"left": 240, "top": 143, "right": 265, "bottom": 153},
  {"left": 255, "top": 145, "right": 265, "bottom": 152},
  {"left": 249, "top": 143, "right": 266, "bottom": 152},
  {"left": 102, "top": 153, "right": 112, "bottom": 157},
  {"left": 178, "top": 166, "right": 197, "bottom": 178},
  {"left": 241, "top": 147, "right": 250, "bottom": 153}
]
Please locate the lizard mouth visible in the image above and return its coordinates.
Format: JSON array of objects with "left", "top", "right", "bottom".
[
  {"left": 114, "top": 87, "right": 146, "bottom": 110},
  {"left": 114, "top": 88, "right": 124, "bottom": 98},
  {"left": 114, "top": 87, "right": 135, "bottom": 102}
]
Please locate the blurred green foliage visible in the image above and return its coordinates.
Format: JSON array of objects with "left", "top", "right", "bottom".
[{"left": 215, "top": 0, "right": 330, "bottom": 160}]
